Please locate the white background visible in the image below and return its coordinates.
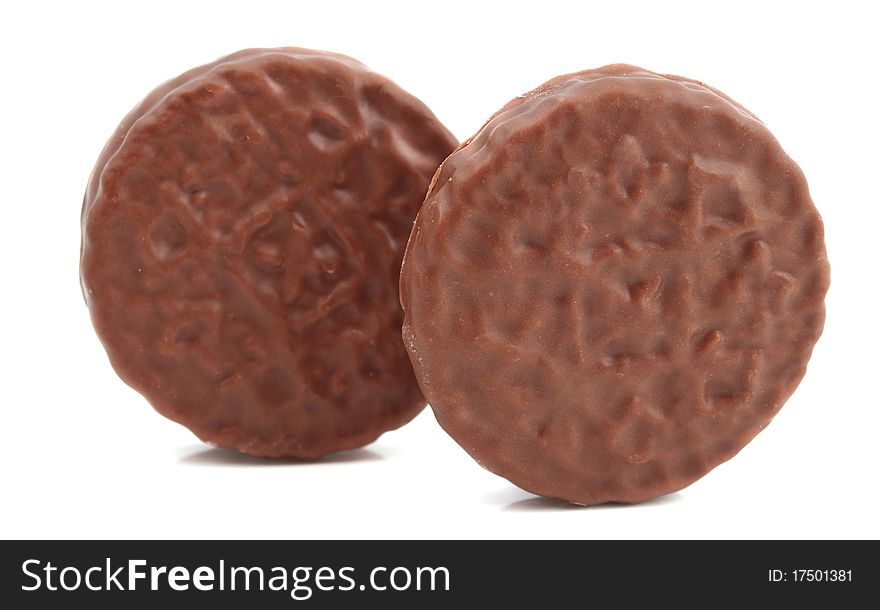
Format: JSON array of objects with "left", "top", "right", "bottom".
[{"left": 1, "top": 0, "right": 877, "bottom": 539}]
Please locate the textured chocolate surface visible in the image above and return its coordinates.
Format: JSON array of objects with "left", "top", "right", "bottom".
[
  {"left": 400, "top": 65, "right": 829, "bottom": 504},
  {"left": 82, "top": 48, "right": 457, "bottom": 457}
]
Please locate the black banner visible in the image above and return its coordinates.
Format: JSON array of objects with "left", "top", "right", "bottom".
[{"left": 1, "top": 541, "right": 874, "bottom": 607}]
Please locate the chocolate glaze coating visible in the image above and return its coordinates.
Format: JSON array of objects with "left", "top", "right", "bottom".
[
  {"left": 400, "top": 65, "right": 829, "bottom": 504},
  {"left": 82, "top": 48, "right": 457, "bottom": 457}
]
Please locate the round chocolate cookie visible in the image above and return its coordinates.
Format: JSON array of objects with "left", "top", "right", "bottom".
[
  {"left": 82, "top": 48, "right": 457, "bottom": 457},
  {"left": 400, "top": 65, "right": 829, "bottom": 504}
]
